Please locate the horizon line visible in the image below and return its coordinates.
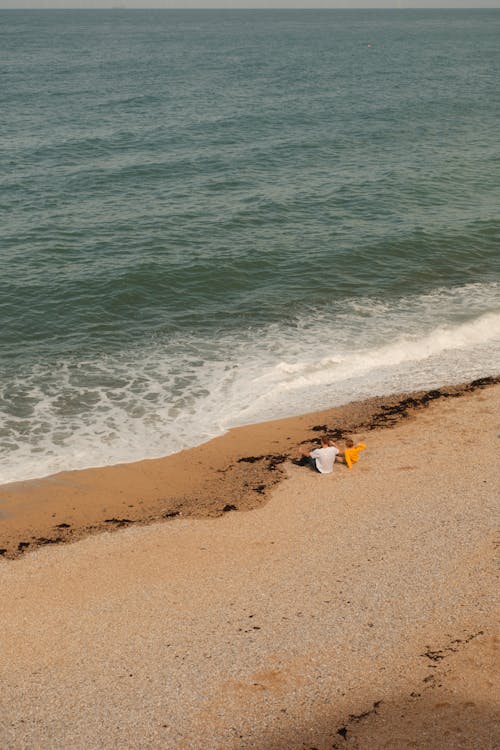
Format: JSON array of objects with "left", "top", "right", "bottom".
[{"left": 1, "top": 5, "right": 498, "bottom": 9}]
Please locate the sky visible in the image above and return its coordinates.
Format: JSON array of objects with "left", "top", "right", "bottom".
[{"left": 2, "top": 0, "right": 500, "bottom": 8}]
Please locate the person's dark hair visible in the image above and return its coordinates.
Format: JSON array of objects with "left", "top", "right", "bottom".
[{"left": 345, "top": 438, "right": 354, "bottom": 448}]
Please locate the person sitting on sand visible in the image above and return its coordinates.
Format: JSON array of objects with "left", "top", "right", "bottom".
[
  {"left": 342, "top": 439, "right": 366, "bottom": 469},
  {"left": 299, "top": 436, "right": 340, "bottom": 474}
]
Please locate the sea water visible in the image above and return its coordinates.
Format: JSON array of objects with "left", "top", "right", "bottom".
[{"left": 1, "top": 9, "right": 499, "bottom": 484}]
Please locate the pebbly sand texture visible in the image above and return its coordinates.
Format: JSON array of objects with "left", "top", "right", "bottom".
[{"left": 1, "top": 381, "right": 499, "bottom": 749}]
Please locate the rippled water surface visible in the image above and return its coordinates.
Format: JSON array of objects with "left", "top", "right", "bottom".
[{"left": 1, "top": 9, "right": 499, "bottom": 482}]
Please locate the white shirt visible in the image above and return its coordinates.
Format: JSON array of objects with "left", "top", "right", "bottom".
[{"left": 310, "top": 445, "right": 339, "bottom": 474}]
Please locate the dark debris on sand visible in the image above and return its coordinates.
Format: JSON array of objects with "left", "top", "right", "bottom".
[
  {"left": 3, "top": 376, "right": 498, "bottom": 560},
  {"left": 238, "top": 453, "right": 288, "bottom": 471},
  {"left": 309, "top": 376, "right": 499, "bottom": 439}
]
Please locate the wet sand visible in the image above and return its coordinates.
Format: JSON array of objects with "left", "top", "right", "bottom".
[
  {"left": 1, "top": 378, "right": 499, "bottom": 749},
  {"left": 0, "top": 376, "right": 497, "bottom": 559}
]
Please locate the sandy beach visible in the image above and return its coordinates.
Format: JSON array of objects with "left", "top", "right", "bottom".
[
  {"left": 1, "top": 378, "right": 499, "bottom": 749},
  {"left": 3, "top": 7, "right": 500, "bottom": 749},
  {"left": 0, "top": 377, "right": 497, "bottom": 560}
]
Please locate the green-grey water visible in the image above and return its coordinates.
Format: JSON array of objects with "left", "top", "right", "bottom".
[{"left": 1, "top": 9, "right": 499, "bottom": 483}]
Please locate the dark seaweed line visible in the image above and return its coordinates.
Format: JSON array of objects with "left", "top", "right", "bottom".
[
  {"left": 3, "top": 376, "right": 498, "bottom": 560},
  {"left": 309, "top": 376, "right": 499, "bottom": 444}
]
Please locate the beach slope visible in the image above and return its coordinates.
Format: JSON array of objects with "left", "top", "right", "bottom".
[{"left": 1, "top": 385, "right": 499, "bottom": 749}]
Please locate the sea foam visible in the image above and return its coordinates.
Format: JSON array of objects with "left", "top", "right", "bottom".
[{"left": 0, "top": 282, "right": 498, "bottom": 485}]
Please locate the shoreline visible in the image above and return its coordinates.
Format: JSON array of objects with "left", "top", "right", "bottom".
[
  {"left": 2, "top": 374, "right": 498, "bottom": 748},
  {"left": 0, "top": 374, "right": 498, "bottom": 560}
]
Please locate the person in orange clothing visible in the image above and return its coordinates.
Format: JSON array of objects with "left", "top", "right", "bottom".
[
  {"left": 329, "top": 438, "right": 366, "bottom": 467},
  {"left": 342, "top": 438, "right": 366, "bottom": 468}
]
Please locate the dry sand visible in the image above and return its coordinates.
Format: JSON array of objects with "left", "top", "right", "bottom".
[{"left": 0, "top": 381, "right": 499, "bottom": 749}]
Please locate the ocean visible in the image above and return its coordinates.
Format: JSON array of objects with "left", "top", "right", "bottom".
[{"left": 1, "top": 9, "right": 499, "bottom": 484}]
